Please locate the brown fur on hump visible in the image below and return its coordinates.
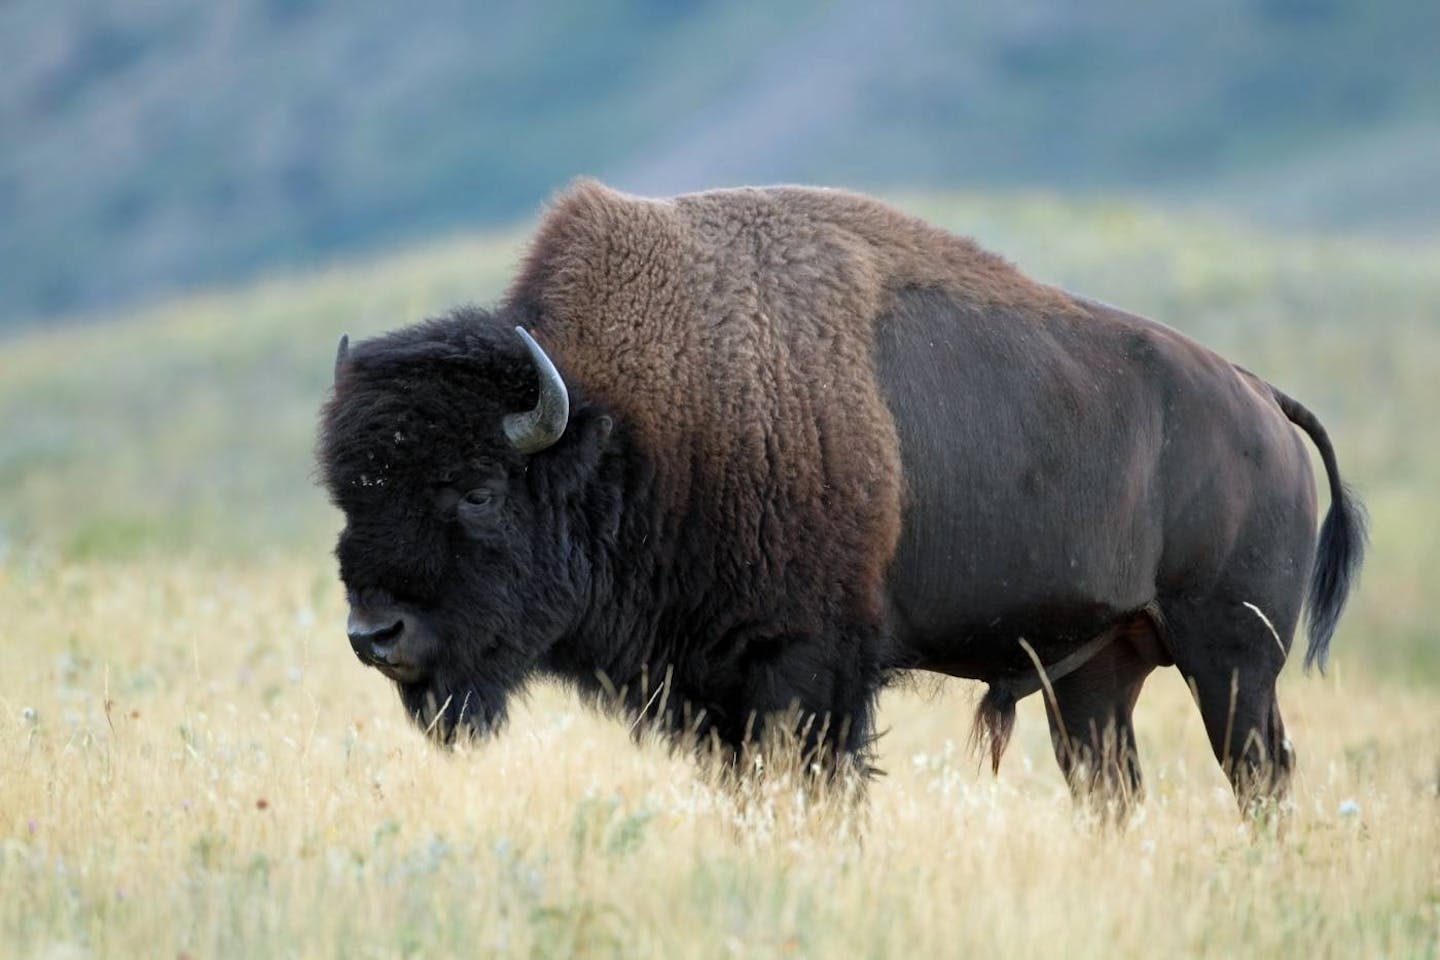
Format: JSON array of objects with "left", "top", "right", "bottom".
[{"left": 505, "top": 178, "right": 1078, "bottom": 627}]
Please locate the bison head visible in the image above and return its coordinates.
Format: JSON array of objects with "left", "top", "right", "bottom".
[{"left": 318, "top": 309, "right": 617, "bottom": 742}]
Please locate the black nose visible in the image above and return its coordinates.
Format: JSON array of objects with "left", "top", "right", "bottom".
[{"left": 347, "top": 612, "right": 404, "bottom": 663}]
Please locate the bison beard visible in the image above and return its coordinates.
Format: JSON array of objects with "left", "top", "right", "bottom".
[{"left": 318, "top": 180, "right": 1364, "bottom": 811}]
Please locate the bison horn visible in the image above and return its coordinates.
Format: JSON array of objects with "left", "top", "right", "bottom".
[
  {"left": 334, "top": 333, "right": 350, "bottom": 385},
  {"left": 503, "top": 326, "right": 569, "bottom": 454}
]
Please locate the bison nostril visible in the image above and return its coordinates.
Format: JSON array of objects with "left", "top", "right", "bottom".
[{"left": 348, "top": 619, "right": 404, "bottom": 660}]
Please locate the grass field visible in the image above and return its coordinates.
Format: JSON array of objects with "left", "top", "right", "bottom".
[{"left": 2, "top": 194, "right": 1438, "bottom": 956}]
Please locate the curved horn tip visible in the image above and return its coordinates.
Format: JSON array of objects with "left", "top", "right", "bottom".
[
  {"left": 334, "top": 333, "right": 350, "bottom": 384},
  {"left": 503, "top": 326, "right": 570, "bottom": 454}
]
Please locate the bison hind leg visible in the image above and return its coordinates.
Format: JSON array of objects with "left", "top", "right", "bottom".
[{"left": 970, "top": 684, "right": 1018, "bottom": 774}]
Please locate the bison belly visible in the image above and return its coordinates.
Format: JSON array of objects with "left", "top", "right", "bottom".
[{"left": 873, "top": 287, "right": 1167, "bottom": 677}]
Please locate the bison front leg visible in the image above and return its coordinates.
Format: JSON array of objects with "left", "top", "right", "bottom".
[
  {"left": 724, "top": 629, "right": 884, "bottom": 783},
  {"left": 1042, "top": 638, "right": 1156, "bottom": 821}
]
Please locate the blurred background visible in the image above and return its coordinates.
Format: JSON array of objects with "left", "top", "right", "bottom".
[
  {"left": 1, "top": 0, "right": 1437, "bottom": 675},
  {"left": 5, "top": 0, "right": 1439, "bottom": 327}
]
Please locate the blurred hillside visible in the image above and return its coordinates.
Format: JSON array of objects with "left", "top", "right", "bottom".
[{"left": 3, "top": 0, "right": 1439, "bottom": 326}]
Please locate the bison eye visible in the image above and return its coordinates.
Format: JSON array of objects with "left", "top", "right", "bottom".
[{"left": 456, "top": 480, "right": 505, "bottom": 529}]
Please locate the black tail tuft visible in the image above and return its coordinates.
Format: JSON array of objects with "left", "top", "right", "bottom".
[
  {"left": 1304, "top": 482, "right": 1368, "bottom": 673},
  {"left": 1270, "top": 385, "right": 1368, "bottom": 673}
]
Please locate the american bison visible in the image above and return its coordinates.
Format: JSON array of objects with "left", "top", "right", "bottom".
[{"left": 319, "top": 180, "right": 1363, "bottom": 810}]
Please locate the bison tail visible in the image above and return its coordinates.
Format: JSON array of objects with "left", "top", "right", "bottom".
[
  {"left": 1272, "top": 387, "right": 1368, "bottom": 673},
  {"left": 969, "top": 684, "right": 1017, "bottom": 775}
]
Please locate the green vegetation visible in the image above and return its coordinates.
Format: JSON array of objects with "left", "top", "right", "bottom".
[{"left": 0, "top": 229, "right": 525, "bottom": 557}]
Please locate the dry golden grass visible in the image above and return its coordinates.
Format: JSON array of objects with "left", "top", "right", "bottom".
[{"left": 2, "top": 558, "right": 1436, "bottom": 958}]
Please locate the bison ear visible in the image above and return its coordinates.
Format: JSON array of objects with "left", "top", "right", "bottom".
[
  {"left": 590, "top": 414, "right": 613, "bottom": 445},
  {"left": 579, "top": 412, "right": 616, "bottom": 466},
  {"left": 334, "top": 333, "right": 350, "bottom": 385},
  {"left": 549, "top": 410, "right": 615, "bottom": 482}
]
